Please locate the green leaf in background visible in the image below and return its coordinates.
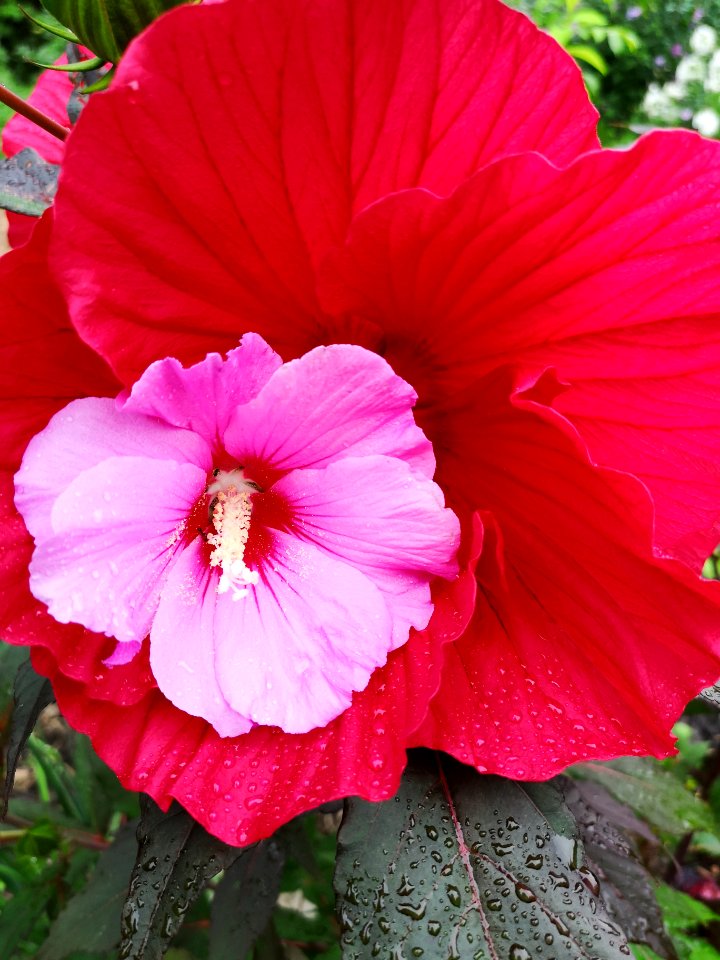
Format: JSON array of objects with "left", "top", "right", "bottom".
[
  {"left": 2, "top": 656, "right": 53, "bottom": 818},
  {"left": 40, "top": 0, "right": 187, "bottom": 63},
  {"left": 0, "top": 857, "right": 63, "bottom": 960},
  {"left": 654, "top": 886, "right": 720, "bottom": 960},
  {"left": 0, "top": 147, "right": 59, "bottom": 215},
  {"left": 656, "top": 886, "right": 717, "bottom": 932},
  {"left": 208, "top": 839, "right": 285, "bottom": 960},
  {"left": 566, "top": 41, "right": 608, "bottom": 72},
  {"left": 119, "top": 797, "right": 242, "bottom": 960},
  {"left": 335, "top": 754, "right": 631, "bottom": 960},
  {"left": 565, "top": 780, "right": 675, "bottom": 959},
  {"left": 37, "top": 824, "right": 137, "bottom": 960},
  {"left": 572, "top": 758, "right": 717, "bottom": 836}
]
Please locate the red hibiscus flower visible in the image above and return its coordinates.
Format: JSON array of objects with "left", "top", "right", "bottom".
[{"left": 3, "top": 0, "right": 720, "bottom": 846}]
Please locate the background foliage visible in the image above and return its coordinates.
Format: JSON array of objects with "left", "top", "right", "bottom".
[{"left": 0, "top": 0, "right": 62, "bottom": 129}]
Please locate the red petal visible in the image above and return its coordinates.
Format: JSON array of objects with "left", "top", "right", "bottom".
[
  {"left": 412, "top": 368, "right": 720, "bottom": 777},
  {"left": 320, "top": 130, "right": 720, "bottom": 564},
  {"left": 551, "top": 321, "right": 720, "bottom": 568},
  {"left": 0, "top": 217, "right": 150, "bottom": 705},
  {"left": 52, "top": 0, "right": 597, "bottom": 385},
  {"left": 6, "top": 215, "right": 37, "bottom": 249},
  {"left": 34, "top": 566, "right": 475, "bottom": 845}
]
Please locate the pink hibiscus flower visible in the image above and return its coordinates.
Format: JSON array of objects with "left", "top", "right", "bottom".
[
  {"left": 3, "top": 0, "right": 720, "bottom": 845},
  {"left": 14, "top": 332, "right": 459, "bottom": 736}
]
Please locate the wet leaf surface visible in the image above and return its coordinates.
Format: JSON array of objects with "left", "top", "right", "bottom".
[
  {"left": 573, "top": 758, "right": 717, "bottom": 836},
  {"left": 566, "top": 780, "right": 675, "bottom": 959},
  {"left": 700, "top": 684, "right": 720, "bottom": 709},
  {"left": 335, "top": 754, "right": 631, "bottom": 960},
  {"left": 119, "top": 797, "right": 241, "bottom": 960},
  {"left": 2, "top": 658, "right": 54, "bottom": 818},
  {"left": 0, "top": 149, "right": 59, "bottom": 216},
  {"left": 208, "top": 838, "right": 285, "bottom": 960}
]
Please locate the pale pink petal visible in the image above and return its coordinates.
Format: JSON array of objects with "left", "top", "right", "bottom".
[
  {"left": 274, "top": 455, "right": 460, "bottom": 646},
  {"left": 104, "top": 640, "right": 143, "bottom": 666},
  {"left": 150, "top": 538, "right": 253, "bottom": 738},
  {"left": 28, "top": 456, "right": 206, "bottom": 643},
  {"left": 41, "top": 549, "right": 476, "bottom": 844},
  {"left": 224, "top": 345, "right": 433, "bottom": 476},
  {"left": 213, "top": 529, "right": 393, "bottom": 734},
  {"left": 15, "top": 397, "right": 211, "bottom": 542},
  {"left": 120, "top": 333, "right": 282, "bottom": 453}
]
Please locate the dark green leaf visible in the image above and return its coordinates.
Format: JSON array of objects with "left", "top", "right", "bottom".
[
  {"left": 253, "top": 923, "right": 285, "bottom": 960},
  {"left": 119, "top": 798, "right": 241, "bottom": 960},
  {"left": 209, "top": 840, "right": 284, "bottom": 960},
  {"left": 565, "top": 780, "right": 675, "bottom": 959},
  {"left": 41, "top": 0, "right": 187, "bottom": 62},
  {"left": 2, "top": 659, "right": 53, "bottom": 818},
  {"left": 19, "top": 6, "right": 79, "bottom": 42},
  {"left": 335, "top": 754, "right": 631, "bottom": 960},
  {"left": 0, "top": 641, "right": 29, "bottom": 714},
  {"left": 0, "top": 148, "right": 59, "bottom": 216},
  {"left": 37, "top": 824, "right": 138, "bottom": 960},
  {"left": 572, "top": 759, "right": 716, "bottom": 836},
  {"left": 700, "top": 684, "right": 720, "bottom": 709}
]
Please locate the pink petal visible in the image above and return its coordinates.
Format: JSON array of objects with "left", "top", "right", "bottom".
[
  {"left": 28, "top": 456, "right": 206, "bottom": 643},
  {"left": 213, "top": 529, "right": 393, "bottom": 734},
  {"left": 38, "top": 552, "right": 476, "bottom": 844},
  {"left": 51, "top": 0, "right": 597, "bottom": 384},
  {"left": 149, "top": 538, "right": 252, "bottom": 738},
  {"left": 120, "top": 333, "right": 282, "bottom": 453},
  {"left": 274, "top": 455, "right": 460, "bottom": 646},
  {"left": 104, "top": 640, "right": 142, "bottom": 666},
  {"left": 15, "top": 396, "right": 211, "bottom": 543},
  {"left": 224, "top": 344, "right": 433, "bottom": 476},
  {"left": 412, "top": 368, "right": 720, "bottom": 776}
]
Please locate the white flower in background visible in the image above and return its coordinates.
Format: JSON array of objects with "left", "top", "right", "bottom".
[
  {"left": 690, "top": 24, "right": 718, "bottom": 55},
  {"left": 664, "top": 80, "right": 687, "bottom": 99},
  {"left": 693, "top": 106, "right": 720, "bottom": 136},
  {"left": 706, "top": 49, "right": 720, "bottom": 91},
  {"left": 642, "top": 83, "right": 679, "bottom": 122},
  {"left": 676, "top": 54, "right": 707, "bottom": 83}
]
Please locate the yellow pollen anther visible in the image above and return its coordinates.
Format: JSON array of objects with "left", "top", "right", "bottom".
[{"left": 206, "top": 470, "right": 260, "bottom": 601}]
